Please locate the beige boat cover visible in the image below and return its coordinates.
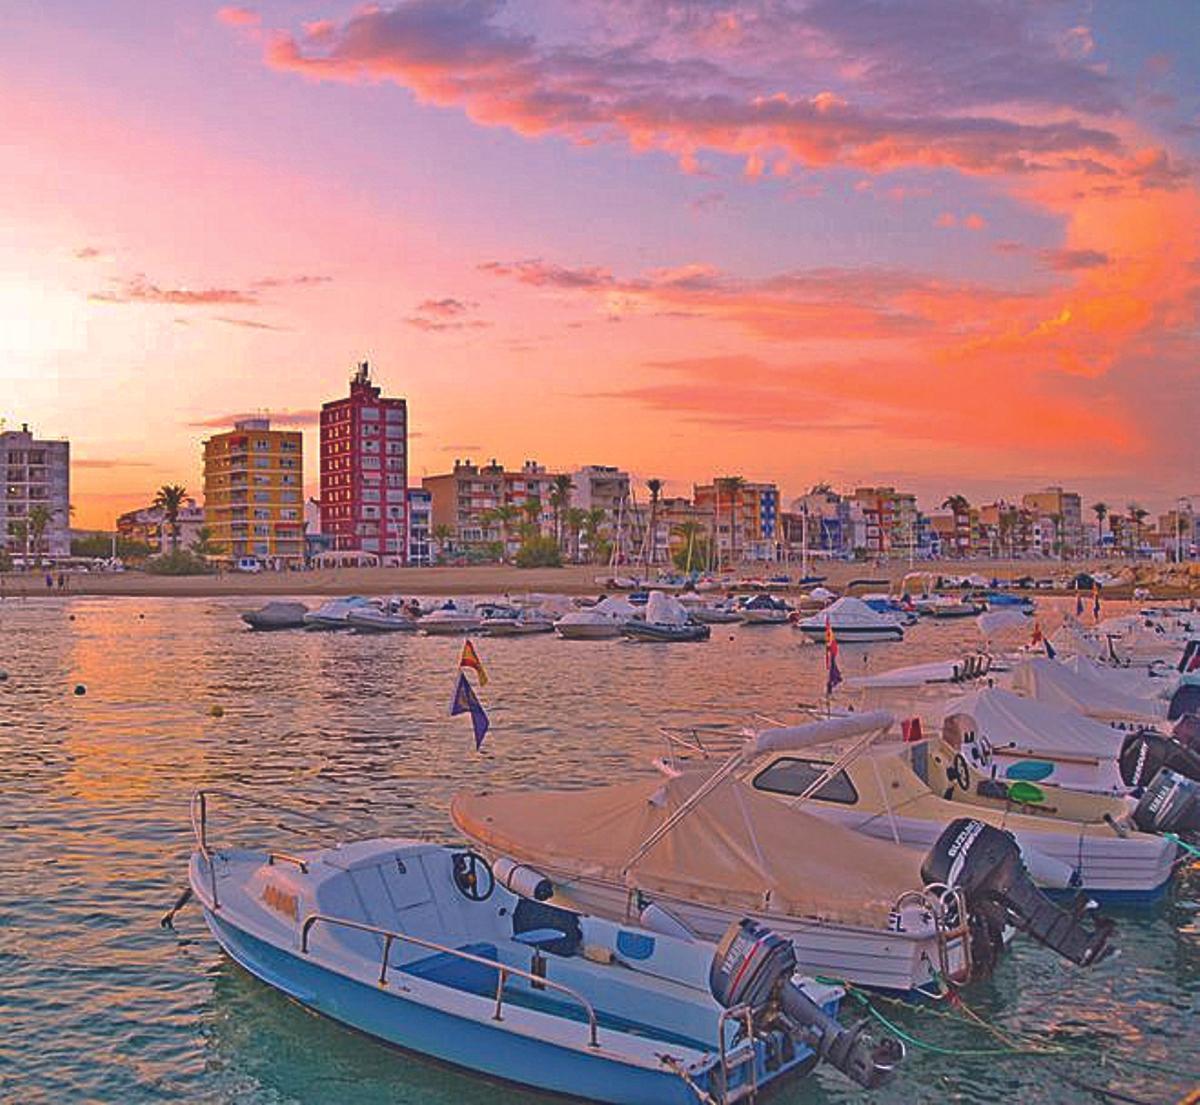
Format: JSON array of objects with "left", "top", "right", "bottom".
[{"left": 450, "top": 773, "right": 923, "bottom": 928}]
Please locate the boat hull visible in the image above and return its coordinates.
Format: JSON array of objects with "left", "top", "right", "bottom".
[
  {"left": 556, "top": 623, "right": 625, "bottom": 640},
  {"left": 200, "top": 907, "right": 709, "bottom": 1105},
  {"left": 621, "top": 624, "right": 711, "bottom": 643},
  {"left": 796, "top": 625, "right": 904, "bottom": 643},
  {"left": 420, "top": 618, "right": 482, "bottom": 635}
]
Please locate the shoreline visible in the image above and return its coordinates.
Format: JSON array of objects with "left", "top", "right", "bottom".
[{"left": 3, "top": 558, "right": 1195, "bottom": 600}]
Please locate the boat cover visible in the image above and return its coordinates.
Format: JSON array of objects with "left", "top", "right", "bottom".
[
  {"left": 1062, "top": 654, "right": 1171, "bottom": 700},
  {"left": 644, "top": 591, "right": 688, "bottom": 626},
  {"left": 1010, "top": 657, "right": 1167, "bottom": 723},
  {"left": 798, "top": 596, "right": 895, "bottom": 630},
  {"left": 943, "top": 687, "right": 1125, "bottom": 759},
  {"left": 451, "top": 772, "right": 920, "bottom": 928}
]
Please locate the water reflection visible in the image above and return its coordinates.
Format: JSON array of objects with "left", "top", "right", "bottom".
[{"left": 0, "top": 595, "right": 1195, "bottom": 1103}]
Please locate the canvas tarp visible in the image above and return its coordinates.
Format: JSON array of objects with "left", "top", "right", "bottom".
[
  {"left": 944, "top": 686, "right": 1126, "bottom": 760},
  {"left": 451, "top": 772, "right": 922, "bottom": 928},
  {"left": 1010, "top": 657, "right": 1167, "bottom": 723}
]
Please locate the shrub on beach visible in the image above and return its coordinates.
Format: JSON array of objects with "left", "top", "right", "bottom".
[
  {"left": 514, "top": 535, "right": 562, "bottom": 568},
  {"left": 143, "top": 550, "right": 215, "bottom": 576}
]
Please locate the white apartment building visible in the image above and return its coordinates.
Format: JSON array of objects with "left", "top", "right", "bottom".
[{"left": 1, "top": 424, "right": 70, "bottom": 560}]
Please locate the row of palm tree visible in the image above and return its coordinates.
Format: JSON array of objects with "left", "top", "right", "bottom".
[{"left": 1091, "top": 501, "right": 1150, "bottom": 552}]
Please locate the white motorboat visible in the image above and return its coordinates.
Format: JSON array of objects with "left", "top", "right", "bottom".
[
  {"left": 679, "top": 595, "right": 743, "bottom": 624},
  {"left": 420, "top": 600, "right": 482, "bottom": 635},
  {"left": 241, "top": 600, "right": 309, "bottom": 630},
  {"left": 454, "top": 714, "right": 1115, "bottom": 994},
  {"left": 480, "top": 607, "right": 556, "bottom": 636},
  {"left": 346, "top": 598, "right": 419, "bottom": 633},
  {"left": 303, "top": 596, "right": 376, "bottom": 630},
  {"left": 556, "top": 596, "right": 636, "bottom": 640},
  {"left": 795, "top": 597, "right": 904, "bottom": 643},
  {"left": 736, "top": 594, "right": 790, "bottom": 625},
  {"left": 734, "top": 715, "right": 1178, "bottom": 901},
  {"left": 182, "top": 792, "right": 903, "bottom": 1102}
]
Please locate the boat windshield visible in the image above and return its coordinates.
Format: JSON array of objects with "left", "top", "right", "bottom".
[{"left": 750, "top": 758, "right": 860, "bottom": 804}]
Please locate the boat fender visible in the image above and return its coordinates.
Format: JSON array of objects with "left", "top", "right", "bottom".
[
  {"left": 492, "top": 856, "right": 553, "bottom": 902},
  {"left": 638, "top": 902, "right": 694, "bottom": 940}
]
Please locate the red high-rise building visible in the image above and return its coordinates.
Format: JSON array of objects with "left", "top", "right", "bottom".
[{"left": 319, "top": 361, "right": 409, "bottom": 561}]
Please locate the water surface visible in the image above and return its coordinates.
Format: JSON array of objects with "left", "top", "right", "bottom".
[{"left": 1, "top": 596, "right": 1196, "bottom": 1103}]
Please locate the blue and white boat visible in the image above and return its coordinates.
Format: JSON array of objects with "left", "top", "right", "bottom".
[{"left": 183, "top": 792, "right": 902, "bottom": 1103}]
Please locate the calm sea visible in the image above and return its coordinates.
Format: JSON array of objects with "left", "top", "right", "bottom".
[{"left": 1, "top": 595, "right": 1196, "bottom": 1103}]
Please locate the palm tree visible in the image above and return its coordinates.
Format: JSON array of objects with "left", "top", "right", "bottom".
[
  {"left": 27, "top": 505, "right": 53, "bottom": 567},
  {"left": 941, "top": 495, "right": 970, "bottom": 557},
  {"left": 582, "top": 507, "right": 607, "bottom": 564},
  {"left": 645, "top": 478, "right": 663, "bottom": 568},
  {"left": 190, "top": 526, "right": 222, "bottom": 559},
  {"left": 153, "top": 484, "right": 188, "bottom": 554},
  {"left": 717, "top": 476, "right": 745, "bottom": 570},
  {"left": 548, "top": 474, "right": 573, "bottom": 551},
  {"left": 520, "top": 495, "right": 543, "bottom": 541},
  {"left": 672, "top": 520, "right": 705, "bottom": 573},
  {"left": 1090, "top": 501, "right": 1108, "bottom": 552},
  {"left": 9, "top": 518, "right": 28, "bottom": 565},
  {"left": 1127, "top": 502, "right": 1149, "bottom": 555},
  {"left": 482, "top": 504, "right": 521, "bottom": 559},
  {"left": 564, "top": 507, "right": 587, "bottom": 564},
  {"left": 432, "top": 523, "right": 454, "bottom": 560}
]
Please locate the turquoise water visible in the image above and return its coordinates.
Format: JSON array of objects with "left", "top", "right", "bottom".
[{"left": 1, "top": 595, "right": 1196, "bottom": 1103}]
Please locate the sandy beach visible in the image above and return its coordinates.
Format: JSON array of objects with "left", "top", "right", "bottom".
[{"left": 3, "top": 557, "right": 1192, "bottom": 600}]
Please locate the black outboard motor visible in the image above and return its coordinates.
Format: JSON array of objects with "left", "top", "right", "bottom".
[
  {"left": 1175, "top": 714, "right": 1200, "bottom": 757},
  {"left": 922, "top": 819, "right": 1114, "bottom": 970},
  {"left": 1132, "top": 769, "right": 1200, "bottom": 838},
  {"left": 709, "top": 919, "right": 904, "bottom": 1089},
  {"left": 1119, "top": 729, "right": 1200, "bottom": 787},
  {"left": 1177, "top": 639, "right": 1200, "bottom": 675},
  {"left": 1168, "top": 682, "right": 1200, "bottom": 723}
]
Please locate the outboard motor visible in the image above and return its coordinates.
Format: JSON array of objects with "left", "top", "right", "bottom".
[
  {"left": 1174, "top": 714, "right": 1200, "bottom": 757},
  {"left": 709, "top": 919, "right": 904, "bottom": 1089},
  {"left": 1177, "top": 639, "right": 1200, "bottom": 674},
  {"left": 1119, "top": 729, "right": 1200, "bottom": 788},
  {"left": 922, "top": 819, "right": 1114, "bottom": 971},
  {"left": 1168, "top": 682, "right": 1200, "bottom": 723},
  {"left": 1132, "top": 769, "right": 1200, "bottom": 838}
]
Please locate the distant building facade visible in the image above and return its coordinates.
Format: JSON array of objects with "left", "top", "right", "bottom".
[
  {"left": 320, "top": 361, "right": 409, "bottom": 562},
  {"left": 694, "top": 478, "right": 780, "bottom": 562},
  {"left": 117, "top": 496, "right": 204, "bottom": 553},
  {"left": 202, "top": 418, "right": 304, "bottom": 563},
  {"left": 1021, "top": 487, "right": 1083, "bottom": 557},
  {"left": 1, "top": 423, "right": 70, "bottom": 560},
  {"left": 407, "top": 488, "right": 432, "bottom": 565}
]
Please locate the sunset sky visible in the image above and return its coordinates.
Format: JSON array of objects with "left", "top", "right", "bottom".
[{"left": 3, "top": 0, "right": 1198, "bottom": 528}]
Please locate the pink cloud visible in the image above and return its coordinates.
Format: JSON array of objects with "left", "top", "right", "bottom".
[
  {"left": 252, "top": 1, "right": 1136, "bottom": 182},
  {"left": 935, "top": 212, "right": 957, "bottom": 228},
  {"left": 964, "top": 213, "right": 987, "bottom": 230},
  {"left": 90, "top": 275, "right": 258, "bottom": 306},
  {"left": 217, "top": 6, "right": 260, "bottom": 28}
]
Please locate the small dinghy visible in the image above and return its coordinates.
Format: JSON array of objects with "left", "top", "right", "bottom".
[
  {"left": 622, "top": 592, "right": 711, "bottom": 642},
  {"left": 184, "top": 792, "right": 904, "bottom": 1103},
  {"left": 241, "top": 601, "right": 309, "bottom": 630}
]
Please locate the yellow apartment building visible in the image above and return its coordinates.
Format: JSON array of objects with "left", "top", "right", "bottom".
[{"left": 202, "top": 418, "right": 304, "bottom": 564}]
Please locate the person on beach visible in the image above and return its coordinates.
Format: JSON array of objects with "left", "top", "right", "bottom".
[
  {"left": 57, "top": 572, "right": 66, "bottom": 591},
  {"left": 45, "top": 573, "right": 53, "bottom": 590}
]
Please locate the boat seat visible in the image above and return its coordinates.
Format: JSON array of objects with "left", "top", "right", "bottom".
[
  {"left": 512, "top": 900, "right": 582, "bottom": 957},
  {"left": 513, "top": 927, "right": 569, "bottom": 949}
]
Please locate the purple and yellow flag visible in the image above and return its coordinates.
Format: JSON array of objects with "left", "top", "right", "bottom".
[{"left": 450, "top": 671, "right": 490, "bottom": 750}]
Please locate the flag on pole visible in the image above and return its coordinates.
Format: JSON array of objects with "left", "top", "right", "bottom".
[
  {"left": 450, "top": 672, "right": 490, "bottom": 749},
  {"left": 1030, "top": 622, "right": 1043, "bottom": 647},
  {"left": 824, "top": 616, "right": 842, "bottom": 696},
  {"left": 459, "top": 638, "right": 489, "bottom": 686},
  {"left": 1075, "top": 590, "right": 1084, "bottom": 616},
  {"left": 1092, "top": 583, "right": 1101, "bottom": 620},
  {"left": 1045, "top": 637, "right": 1057, "bottom": 660}
]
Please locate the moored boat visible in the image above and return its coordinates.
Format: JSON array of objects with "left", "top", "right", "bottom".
[
  {"left": 556, "top": 596, "right": 636, "bottom": 640},
  {"left": 303, "top": 596, "right": 375, "bottom": 630},
  {"left": 795, "top": 597, "right": 904, "bottom": 643},
  {"left": 621, "top": 592, "right": 711, "bottom": 643},
  {"left": 420, "top": 600, "right": 482, "bottom": 635},
  {"left": 241, "top": 600, "right": 309, "bottom": 630},
  {"left": 184, "top": 792, "right": 904, "bottom": 1102}
]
